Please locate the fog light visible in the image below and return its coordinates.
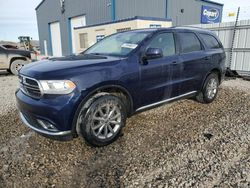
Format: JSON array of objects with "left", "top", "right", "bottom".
[{"left": 37, "top": 119, "right": 58, "bottom": 132}]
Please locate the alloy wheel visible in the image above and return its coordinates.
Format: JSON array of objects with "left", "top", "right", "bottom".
[
  {"left": 15, "top": 64, "right": 24, "bottom": 72},
  {"left": 90, "top": 102, "right": 122, "bottom": 140},
  {"left": 206, "top": 78, "right": 218, "bottom": 99}
]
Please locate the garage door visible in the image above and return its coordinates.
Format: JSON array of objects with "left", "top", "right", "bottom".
[
  {"left": 50, "top": 22, "right": 62, "bottom": 57},
  {"left": 70, "top": 16, "right": 86, "bottom": 53}
]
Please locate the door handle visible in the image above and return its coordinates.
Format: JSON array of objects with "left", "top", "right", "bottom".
[
  {"left": 203, "top": 56, "right": 211, "bottom": 61},
  {"left": 171, "top": 61, "right": 178, "bottom": 65}
]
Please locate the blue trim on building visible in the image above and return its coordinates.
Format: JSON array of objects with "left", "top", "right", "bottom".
[
  {"left": 75, "top": 16, "right": 172, "bottom": 30},
  {"left": 48, "top": 23, "right": 53, "bottom": 56},
  {"left": 199, "top": 0, "right": 224, "bottom": 6},
  {"left": 111, "top": 0, "right": 116, "bottom": 21},
  {"left": 68, "top": 18, "right": 73, "bottom": 54},
  {"left": 165, "top": 0, "right": 168, "bottom": 18}
]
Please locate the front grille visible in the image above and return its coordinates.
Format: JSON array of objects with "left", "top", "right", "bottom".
[{"left": 19, "top": 75, "right": 41, "bottom": 98}]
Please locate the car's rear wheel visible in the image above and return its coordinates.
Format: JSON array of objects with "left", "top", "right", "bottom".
[
  {"left": 196, "top": 73, "right": 219, "bottom": 103},
  {"left": 77, "top": 94, "right": 126, "bottom": 147},
  {"left": 10, "top": 60, "right": 28, "bottom": 75}
]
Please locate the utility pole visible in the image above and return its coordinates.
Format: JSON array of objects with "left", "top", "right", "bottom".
[{"left": 229, "top": 7, "right": 240, "bottom": 70}]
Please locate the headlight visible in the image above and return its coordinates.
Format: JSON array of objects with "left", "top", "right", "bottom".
[{"left": 39, "top": 80, "right": 76, "bottom": 94}]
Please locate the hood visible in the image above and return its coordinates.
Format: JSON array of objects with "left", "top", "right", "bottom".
[
  {"left": 20, "top": 54, "right": 123, "bottom": 79},
  {"left": 7, "top": 49, "right": 31, "bottom": 58}
]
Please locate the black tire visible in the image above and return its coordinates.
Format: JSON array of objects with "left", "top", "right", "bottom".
[
  {"left": 10, "top": 60, "right": 28, "bottom": 75},
  {"left": 77, "top": 94, "right": 127, "bottom": 147},
  {"left": 196, "top": 73, "right": 219, "bottom": 104}
]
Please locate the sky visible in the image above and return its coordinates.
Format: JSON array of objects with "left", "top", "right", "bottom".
[
  {"left": 0, "top": 0, "right": 41, "bottom": 42},
  {"left": 216, "top": 0, "right": 250, "bottom": 22},
  {"left": 0, "top": 0, "right": 249, "bottom": 42}
]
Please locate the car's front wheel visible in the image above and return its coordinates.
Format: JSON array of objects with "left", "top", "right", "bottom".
[
  {"left": 196, "top": 73, "right": 219, "bottom": 103},
  {"left": 77, "top": 94, "right": 126, "bottom": 147}
]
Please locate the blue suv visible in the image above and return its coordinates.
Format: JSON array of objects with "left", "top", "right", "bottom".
[{"left": 16, "top": 27, "right": 226, "bottom": 146}]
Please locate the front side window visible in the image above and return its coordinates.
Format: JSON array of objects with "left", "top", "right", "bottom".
[
  {"left": 179, "top": 32, "right": 202, "bottom": 53},
  {"left": 146, "top": 33, "right": 176, "bottom": 57},
  {"left": 200, "top": 33, "right": 221, "bottom": 49},
  {"left": 84, "top": 31, "right": 150, "bottom": 57}
]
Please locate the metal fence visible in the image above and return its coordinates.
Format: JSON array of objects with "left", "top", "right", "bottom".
[{"left": 192, "top": 20, "right": 250, "bottom": 76}]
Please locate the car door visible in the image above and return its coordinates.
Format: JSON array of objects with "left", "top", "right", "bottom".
[
  {"left": 177, "top": 32, "right": 210, "bottom": 94},
  {"left": 199, "top": 33, "right": 226, "bottom": 73},
  {"left": 0, "top": 46, "right": 8, "bottom": 69},
  {"left": 139, "top": 32, "right": 182, "bottom": 107}
]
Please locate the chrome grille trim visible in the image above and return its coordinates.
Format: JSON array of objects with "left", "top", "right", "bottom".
[{"left": 19, "top": 75, "right": 42, "bottom": 98}]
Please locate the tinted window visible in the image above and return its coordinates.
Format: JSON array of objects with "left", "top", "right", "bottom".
[
  {"left": 147, "top": 33, "right": 176, "bottom": 57},
  {"left": 200, "top": 33, "right": 221, "bottom": 49},
  {"left": 179, "top": 32, "right": 202, "bottom": 53}
]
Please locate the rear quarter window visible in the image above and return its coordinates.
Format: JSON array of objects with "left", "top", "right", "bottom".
[
  {"left": 200, "top": 33, "right": 221, "bottom": 49},
  {"left": 179, "top": 32, "right": 202, "bottom": 53}
]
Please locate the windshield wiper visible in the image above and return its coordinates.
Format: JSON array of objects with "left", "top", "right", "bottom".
[
  {"left": 87, "top": 53, "right": 106, "bottom": 56},
  {"left": 85, "top": 52, "right": 123, "bottom": 57}
]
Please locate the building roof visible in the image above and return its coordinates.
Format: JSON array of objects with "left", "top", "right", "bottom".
[
  {"left": 35, "top": 0, "right": 224, "bottom": 11},
  {"left": 75, "top": 16, "right": 172, "bottom": 30}
]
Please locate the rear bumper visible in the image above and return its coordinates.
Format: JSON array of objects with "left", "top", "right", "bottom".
[{"left": 20, "top": 112, "right": 73, "bottom": 141}]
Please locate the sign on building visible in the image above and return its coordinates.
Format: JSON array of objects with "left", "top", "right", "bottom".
[{"left": 201, "top": 5, "right": 222, "bottom": 24}]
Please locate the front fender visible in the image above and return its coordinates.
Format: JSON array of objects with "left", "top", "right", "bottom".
[{"left": 81, "top": 81, "right": 134, "bottom": 111}]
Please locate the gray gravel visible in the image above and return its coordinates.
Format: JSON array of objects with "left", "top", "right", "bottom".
[
  {"left": 0, "top": 73, "right": 250, "bottom": 187},
  {"left": 0, "top": 72, "right": 18, "bottom": 116},
  {"left": 222, "top": 78, "right": 250, "bottom": 93}
]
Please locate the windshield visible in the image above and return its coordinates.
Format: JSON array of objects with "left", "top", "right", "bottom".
[{"left": 84, "top": 31, "right": 151, "bottom": 57}]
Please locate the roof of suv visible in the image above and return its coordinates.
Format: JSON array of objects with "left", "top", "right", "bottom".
[{"left": 128, "top": 26, "right": 215, "bottom": 36}]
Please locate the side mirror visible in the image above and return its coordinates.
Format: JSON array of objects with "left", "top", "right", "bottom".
[{"left": 144, "top": 48, "right": 163, "bottom": 60}]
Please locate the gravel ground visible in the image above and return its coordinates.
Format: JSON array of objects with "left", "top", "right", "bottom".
[
  {"left": 0, "top": 73, "right": 249, "bottom": 188},
  {"left": 0, "top": 71, "right": 19, "bottom": 116}
]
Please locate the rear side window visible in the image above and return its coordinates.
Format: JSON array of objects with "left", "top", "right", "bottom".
[
  {"left": 179, "top": 32, "right": 202, "bottom": 53},
  {"left": 200, "top": 33, "right": 221, "bottom": 49}
]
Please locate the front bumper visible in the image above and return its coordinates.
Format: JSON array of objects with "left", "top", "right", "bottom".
[
  {"left": 16, "top": 89, "right": 83, "bottom": 141},
  {"left": 20, "top": 112, "right": 73, "bottom": 141}
]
